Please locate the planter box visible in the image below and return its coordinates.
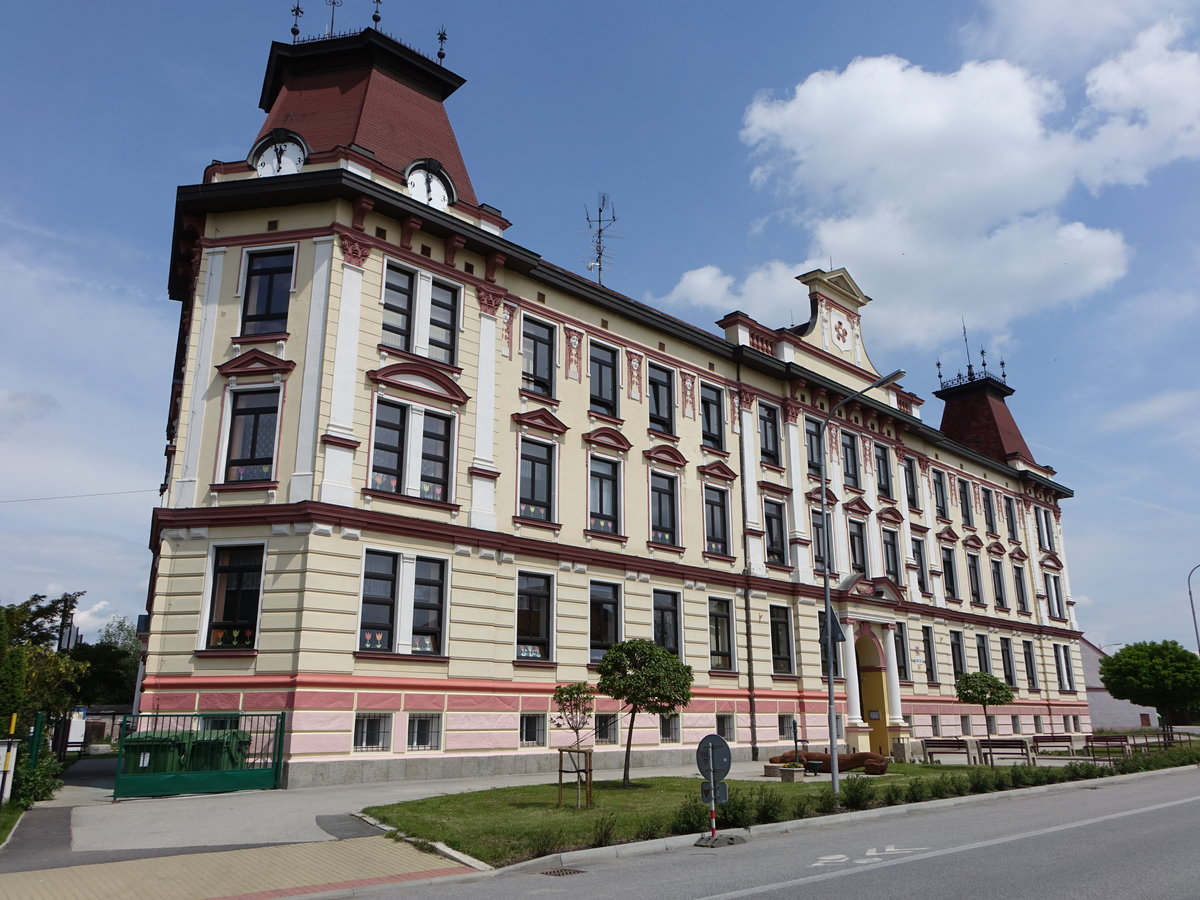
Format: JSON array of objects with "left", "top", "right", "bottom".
[
  {"left": 779, "top": 767, "right": 804, "bottom": 782},
  {"left": 763, "top": 764, "right": 782, "bottom": 777}
]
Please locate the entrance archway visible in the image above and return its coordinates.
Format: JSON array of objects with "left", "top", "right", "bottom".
[{"left": 854, "top": 633, "right": 890, "bottom": 756}]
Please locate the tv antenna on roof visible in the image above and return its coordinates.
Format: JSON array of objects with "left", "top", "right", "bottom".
[
  {"left": 325, "top": 0, "right": 343, "bottom": 36},
  {"left": 583, "top": 193, "right": 620, "bottom": 285}
]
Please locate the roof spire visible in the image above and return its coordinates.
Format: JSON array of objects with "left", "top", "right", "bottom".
[
  {"left": 962, "top": 319, "right": 975, "bottom": 380},
  {"left": 372, "top": 0, "right": 382, "bottom": 26},
  {"left": 437, "top": 25, "right": 448, "bottom": 64},
  {"left": 290, "top": 4, "right": 304, "bottom": 42}
]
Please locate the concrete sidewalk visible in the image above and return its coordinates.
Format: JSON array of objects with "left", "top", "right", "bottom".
[{"left": 0, "top": 753, "right": 784, "bottom": 899}]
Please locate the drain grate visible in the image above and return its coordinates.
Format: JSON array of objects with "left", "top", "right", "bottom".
[{"left": 542, "top": 868, "right": 585, "bottom": 877}]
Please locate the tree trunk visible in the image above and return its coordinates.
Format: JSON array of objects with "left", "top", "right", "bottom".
[{"left": 622, "top": 707, "right": 637, "bottom": 787}]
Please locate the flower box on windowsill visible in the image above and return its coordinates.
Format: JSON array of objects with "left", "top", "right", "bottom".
[
  {"left": 361, "top": 488, "right": 461, "bottom": 512},
  {"left": 210, "top": 481, "right": 279, "bottom": 493},
  {"left": 195, "top": 648, "right": 257, "bottom": 658},
  {"left": 353, "top": 651, "right": 449, "bottom": 663}
]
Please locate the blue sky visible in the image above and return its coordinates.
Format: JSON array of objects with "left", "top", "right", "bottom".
[{"left": 2, "top": 0, "right": 1199, "bottom": 652}]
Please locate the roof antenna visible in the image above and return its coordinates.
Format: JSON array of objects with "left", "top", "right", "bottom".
[
  {"left": 437, "top": 25, "right": 448, "bottom": 64},
  {"left": 291, "top": 4, "right": 304, "bottom": 42},
  {"left": 961, "top": 319, "right": 975, "bottom": 380},
  {"left": 583, "top": 193, "right": 620, "bottom": 285},
  {"left": 325, "top": 0, "right": 342, "bottom": 36},
  {"left": 372, "top": 0, "right": 382, "bottom": 26}
]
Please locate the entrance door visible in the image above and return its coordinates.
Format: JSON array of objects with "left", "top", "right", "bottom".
[{"left": 854, "top": 635, "right": 890, "bottom": 756}]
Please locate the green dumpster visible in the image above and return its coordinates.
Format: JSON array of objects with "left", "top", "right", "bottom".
[
  {"left": 121, "top": 731, "right": 189, "bottom": 774},
  {"left": 189, "top": 730, "right": 252, "bottom": 771}
]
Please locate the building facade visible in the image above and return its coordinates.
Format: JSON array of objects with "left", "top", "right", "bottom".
[{"left": 141, "top": 27, "right": 1087, "bottom": 786}]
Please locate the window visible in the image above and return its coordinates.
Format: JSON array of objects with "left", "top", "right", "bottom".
[
  {"left": 764, "top": 500, "right": 787, "bottom": 566},
  {"left": 982, "top": 488, "right": 997, "bottom": 534},
  {"left": 1023, "top": 640, "right": 1039, "bottom": 689},
  {"left": 716, "top": 714, "right": 735, "bottom": 741},
  {"left": 701, "top": 384, "right": 724, "bottom": 450},
  {"left": 759, "top": 404, "right": 781, "bottom": 466},
  {"left": 1011, "top": 715, "right": 1022, "bottom": 734},
  {"left": 913, "top": 538, "right": 929, "bottom": 593},
  {"left": 709, "top": 598, "right": 733, "bottom": 670},
  {"left": 819, "top": 611, "right": 842, "bottom": 677},
  {"left": 704, "top": 486, "right": 730, "bottom": 555},
  {"left": 949, "top": 630, "right": 966, "bottom": 679},
  {"left": 1014, "top": 565, "right": 1030, "bottom": 613},
  {"left": 933, "top": 470, "right": 948, "bottom": 518},
  {"left": 930, "top": 714, "right": 941, "bottom": 737},
  {"left": 1054, "top": 644, "right": 1075, "bottom": 691},
  {"left": 805, "top": 418, "right": 822, "bottom": 476},
  {"left": 1035, "top": 507, "right": 1056, "bottom": 551},
  {"left": 960, "top": 715, "right": 972, "bottom": 736},
  {"left": 958, "top": 479, "right": 974, "bottom": 527},
  {"left": 967, "top": 554, "right": 983, "bottom": 603},
  {"left": 353, "top": 713, "right": 391, "bottom": 752},
  {"left": 225, "top": 389, "right": 279, "bottom": 482},
  {"left": 370, "top": 401, "right": 454, "bottom": 503},
  {"left": 408, "top": 715, "right": 441, "bottom": 748},
  {"left": 595, "top": 713, "right": 618, "bottom": 745},
  {"left": 647, "top": 363, "right": 674, "bottom": 434},
  {"left": 241, "top": 248, "right": 293, "bottom": 335},
  {"left": 521, "top": 317, "right": 555, "bottom": 396},
  {"left": 1033, "top": 714, "right": 1043, "bottom": 733},
  {"left": 770, "top": 606, "right": 793, "bottom": 675},
  {"left": 660, "top": 714, "right": 681, "bottom": 742},
  {"left": 941, "top": 546, "right": 959, "bottom": 599},
  {"left": 650, "top": 473, "right": 678, "bottom": 545},
  {"left": 589, "top": 343, "right": 619, "bottom": 417},
  {"left": 1004, "top": 496, "right": 1019, "bottom": 541},
  {"left": 976, "top": 634, "right": 991, "bottom": 673},
  {"left": 894, "top": 622, "right": 910, "bottom": 681},
  {"left": 653, "top": 590, "right": 680, "bottom": 655},
  {"left": 986, "top": 715, "right": 996, "bottom": 735},
  {"left": 360, "top": 551, "right": 447, "bottom": 655},
  {"left": 875, "top": 444, "right": 893, "bottom": 498},
  {"left": 520, "top": 713, "right": 547, "bottom": 747},
  {"left": 883, "top": 529, "right": 901, "bottom": 583},
  {"left": 518, "top": 439, "right": 554, "bottom": 521},
  {"left": 841, "top": 431, "right": 860, "bottom": 488},
  {"left": 516, "top": 572, "right": 552, "bottom": 660},
  {"left": 991, "top": 559, "right": 1007, "bottom": 608},
  {"left": 904, "top": 457, "right": 921, "bottom": 509},
  {"left": 381, "top": 263, "right": 459, "bottom": 364},
  {"left": 207, "top": 545, "right": 263, "bottom": 648},
  {"left": 588, "top": 456, "right": 620, "bottom": 534},
  {"left": 812, "top": 510, "right": 828, "bottom": 572},
  {"left": 1001, "top": 637, "right": 1017, "bottom": 687},
  {"left": 922, "top": 625, "right": 938, "bottom": 683},
  {"left": 848, "top": 520, "right": 867, "bottom": 574},
  {"left": 1045, "top": 574, "right": 1065, "bottom": 619},
  {"left": 778, "top": 714, "right": 795, "bottom": 740},
  {"left": 590, "top": 582, "right": 620, "bottom": 663}
]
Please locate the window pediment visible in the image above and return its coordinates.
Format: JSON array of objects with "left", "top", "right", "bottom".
[
  {"left": 512, "top": 408, "right": 568, "bottom": 435},
  {"left": 987, "top": 541, "right": 1007, "bottom": 556},
  {"left": 844, "top": 496, "right": 873, "bottom": 517},
  {"left": 216, "top": 348, "right": 295, "bottom": 379},
  {"left": 643, "top": 445, "right": 689, "bottom": 468},
  {"left": 698, "top": 461, "right": 738, "bottom": 482},
  {"left": 582, "top": 426, "right": 632, "bottom": 452},
  {"left": 937, "top": 525, "right": 961, "bottom": 543},
  {"left": 1041, "top": 553, "right": 1064, "bottom": 571},
  {"left": 806, "top": 486, "right": 839, "bottom": 506},
  {"left": 1010, "top": 546, "right": 1029, "bottom": 562},
  {"left": 963, "top": 534, "right": 985, "bottom": 550},
  {"left": 368, "top": 361, "right": 470, "bottom": 406},
  {"left": 877, "top": 505, "right": 904, "bottom": 525}
]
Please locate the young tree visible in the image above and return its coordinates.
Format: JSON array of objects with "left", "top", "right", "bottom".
[
  {"left": 1099, "top": 641, "right": 1200, "bottom": 726},
  {"left": 551, "top": 682, "right": 595, "bottom": 808},
  {"left": 596, "top": 639, "right": 693, "bottom": 787},
  {"left": 955, "top": 671, "right": 1014, "bottom": 765}
]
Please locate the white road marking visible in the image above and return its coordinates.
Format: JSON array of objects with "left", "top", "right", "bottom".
[{"left": 697, "top": 793, "right": 1200, "bottom": 899}]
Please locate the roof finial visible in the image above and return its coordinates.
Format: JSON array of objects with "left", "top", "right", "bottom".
[
  {"left": 936, "top": 358, "right": 944, "bottom": 387},
  {"left": 325, "top": 0, "right": 342, "bottom": 36},
  {"left": 961, "top": 319, "right": 975, "bottom": 380},
  {"left": 437, "top": 25, "right": 448, "bottom": 64},
  {"left": 291, "top": 4, "right": 304, "bottom": 41},
  {"left": 372, "top": 0, "right": 382, "bottom": 25}
]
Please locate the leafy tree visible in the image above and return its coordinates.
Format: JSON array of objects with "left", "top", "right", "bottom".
[
  {"left": 0, "top": 612, "right": 27, "bottom": 730},
  {"left": 596, "top": 639, "right": 693, "bottom": 787},
  {"left": 1099, "top": 641, "right": 1200, "bottom": 726},
  {"left": 68, "top": 615, "right": 140, "bottom": 706},
  {"left": 551, "top": 682, "right": 595, "bottom": 809},
  {"left": 955, "top": 671, "right": 1014, "bottom": 764},
  {"left": 2, "top": 592, "right": 85, "bottom": 648},
  {"left": 97, "top": 616, "right": 139, "bottom": 656}
]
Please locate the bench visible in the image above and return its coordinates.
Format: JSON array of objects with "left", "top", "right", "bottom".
[
  {"left": 977, "top": 738, "right": 1032, "bottom": 766},
  {"left": 923, "top": 738, "right": 973, "bottom": 765},
  {"left": 1032, "top": 735, "right": 1076, "bottom": 757},
  {"left": 1086, "top": 734, "right": 1130, "bottom": 762}
]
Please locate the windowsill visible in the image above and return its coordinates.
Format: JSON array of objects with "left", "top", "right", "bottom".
[
  {"left": 701, "top": 446, "right": 730, "bottom": 458},
  {"left": 646, "top": 541, "right": 684, "bottom": 554},
  {"left": 1016, "top": 610, "right": 1033, "bottom": 617},
  {"left": 354, "top": 651, "right": 449, "bottom": 662},
  {"left": 995, "top": 605, "right": 1010, "bottom": 612},
  {"left": 513, "top": 516, "right": 562, "bottom": 532},
  {"left": 935, "top": 516, "right": 952, "bottom": 524},
  {"left": 585, "top": 529, "right": 628, "bottom": 543},
  {"left": 765, "top": 562, "right": 793, "bottom": 574},
  {"left": 376, "top": 344, "right": 463, "bottom": 376},
  {"left": 708, "top": 669, "right": 738, "bottom": 678},
  {"left": 1047, "top": 615, "right": 1070, "bottom": 623},
  {"left": 985, "top": 531, "right": 1000, "bottom": 539},
  {"left": 970, "top": 601, "right": 988, "bottom": 608},
  {"left": 844, "top": 485, "right": 865, "bottom": 494},
  {"left": 519, "top": 388, "right": 559, "bottom": 406},
  {"left": 210, "top": 481, "right": 279, "bottom": 493},
  {"left": 512, "top": 659, "right": 556, "bottom": 669},
  {"left": 232, "top": 331, "right": 290, "bottom": 345},
  {"left": 195, "top": 648, "right": 257, "bottom": 658},
  {"left": 918, "top": 590, "right": 933, "bottom": 598},
  {"left": 945, "top": 597, "right": 963, "bottom": 604},
  {"left": 362, "top": 489, "right": 460, "bottom": 511},
  {"left": 1057, "top": 690, "right": 1078, "bottom": 695},
  {"left": 908, "top": 505, "right": 924, "bottom": 515},
  {"left": 771, "top": 673, "right": 796, "bottom": 682},
  {"left": 647, "top": 428, "right": 679, "bottom": 443},
  {"left": 321, "top": 434, "right": 360, "bottom": 450},
  {"left": 877, "top": 493, "right": 895, "bottom": 503},
  {"left": 703, "top": 552, "right": 737, "bottom": 563},
  {"left": 588, "top": 411, "right": 624, "bottom": 426},
  {"left": 926, "top": 680, "right": 941, "bottom": 686},
  {"left": 761, "top": 461, "right": 786, "bottom": 474}
]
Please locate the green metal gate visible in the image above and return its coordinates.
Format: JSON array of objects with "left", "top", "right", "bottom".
[{"left": 114, "top": 712, "right": 285, "bottom": 799}]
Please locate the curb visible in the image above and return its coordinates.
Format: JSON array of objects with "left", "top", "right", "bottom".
[{"left": 356, "top": 812, "right": 493, "bottom": 873}]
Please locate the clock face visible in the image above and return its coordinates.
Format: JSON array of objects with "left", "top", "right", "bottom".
[
  {"left": 255, "top": 141, "right": 306, "bottom": 177},
  {"left": 407, "top": 168, "right": 450, "bottom": 210}
]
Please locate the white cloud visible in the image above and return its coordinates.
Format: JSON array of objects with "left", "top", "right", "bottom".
[
  {"left": 1096, "top": 388, "right": 1200, "bottom": 433},
  {"left": 0, "top": 389, "right": 58, "bottom": 437}
]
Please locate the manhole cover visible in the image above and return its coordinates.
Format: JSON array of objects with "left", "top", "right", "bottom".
[{"left": 542, "top": 868, "right": 585, "bottom": 877}]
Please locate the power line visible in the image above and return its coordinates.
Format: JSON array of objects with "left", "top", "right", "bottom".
[{"left": 0, "top": 489, "right": 158, "bottom": 504}]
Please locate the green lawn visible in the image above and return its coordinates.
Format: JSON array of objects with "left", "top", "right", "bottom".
[{"left": 0, "top": 802, "right": 23, "bottom": 846}]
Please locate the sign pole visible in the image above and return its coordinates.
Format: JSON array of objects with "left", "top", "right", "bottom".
[{"left": 708, "top": 744, "right": 717, "bottom": 838}]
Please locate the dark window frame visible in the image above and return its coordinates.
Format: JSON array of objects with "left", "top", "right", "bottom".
[
  {"left": 769, "top": 605, "right": 793, "bottom": 674},
  {"left": 875, "top": 443, "right": 893, "bottom": 498},
  {"left": 225, "top": 389, "right": 279, "bottom": 483},
  {"left": 950, "top": 630, "right": 966, "bottom": 679},
  {"left": 941, "top": 546, "right": 959, "bottom": 599},
  {"left": 241, "top": 248, "right": 294, "bottom": 335},
  {"left": 841, "top": 430, "right": 860, "bottom": 488},
  {"left": 848, "top": 520, "right": 867, "bottom": 574},
  {"left": 763, "top": 499, "right": 788, "bottom": 566},
  {"left": 904, "top": 457, "right": 921, "bottom": 509},
  {"left": 588, "top": 455, "right": 620, "bottom": 534},
  {"left": 991, "top": 558, "right": 1008, "bottom": 608},
  {"left": 589, "top": 342, "right": 619, "bottom": 417},
  {"left": 207, "top": 545, "right": 264, "bottom": 649},
  {"left": 704, "top": 485, "right": 730, "bottom": 555},
  {"left": 883, "top": 528, "right": 901, "bottom": 583},
  {"left": 647, "top": 363, "right": 675, "bottom": 434},
  {"left": 516, "top": 572, "right": 552, "bottom": 661},
  {"left": 759, "top": 403, "right": 781, "bottom": 466},
  {"left": 653, "top": 590, "right": 680, "bottom": 655},
  {"left": 650, "top": 472, "right": 678, "bottom": 545},
  {"left": 590, "top": 582, "right": 620, "bottom": 663},
  {"left": 958, "top": 479, "right": 974, "bottom": 527},
  {"left": 518, "top": 438, "right": 554, "bottom": 521},
  {"left": 521, "top": 317, "right": 555, "bottom": 397},
  {"left": 933, "top": 470, "right": 949, "bottom": 518},
  {"left": 708, "top": 597, "right": 733, "bottom": 670},
  {"left": 700, "top": 384, "right": 724, "bottom": 450}
]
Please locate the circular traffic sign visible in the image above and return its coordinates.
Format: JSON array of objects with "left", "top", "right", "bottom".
[{"left": 696, "top": 733, "right": 731, "bottom": 781}]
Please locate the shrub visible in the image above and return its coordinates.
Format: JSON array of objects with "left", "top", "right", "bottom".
[
  {"left": 1065, "top": 761, "right": 1106, "bottom": 780},
  {"left": 717, "top": 788, "right": 756, "bottom": 829},
  {"left": 1009, "top": 765, "right": 1037, "bottom": 787},
  {"left": 815, "top": 786, "right": 839, "bottom": 814},
  {"left": 671, "top": 796, "right": 710, "bottom": 835},
  {"left": 905, "top": 778, "right": 931, "bottom": 803},
  {"left": 753, "top": 784, "right": 788, "bottom": 824},
  {"left": 792, "top": 791, "right": 814, "bottom": 819},
  {"left": 929, "top": 774, "right": 952, "bottom": 799},
  {"left": 991, "top": 767, "right": 1013, "bottom": 790},
  {"left": 13, "top": 747, "right": 62, "bottom": 809},
  {"left": 839, "top": 775, "right": 877, "bottom": 810},
  {"left": 528, "top": 824, "right": 566, "bottom": 859},
  {"left": 591, "top": 811, "right": 617, "bottom": 847},
  {"left": 634, "top": 814, "right": 667, "bottom": 841},
  {"left": 881, "top": 781, "right": 907, "bottom": 806},
  {"left": 968, "top": 768, "right": 995, "bottom": 794},
  {"left": 948, "top": 774, "right": 971, "bottom": 796}
]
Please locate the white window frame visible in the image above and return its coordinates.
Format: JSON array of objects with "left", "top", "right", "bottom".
[
  {"left": 216, "top": 385, "right": 284, "bottom": 485},
  {"left": 379, "top": 256, "right": 464, "bottom": 364},
  {"left": 515, "top": 568, "right": 556, "bottom": 662},
  {"left": 649, "top": 468, "right": 680, "bottom": 546},
  {"left": 587, "top": 452, "right": 623, "bottom": 535},
  {"left": 200, "top": 541, "right": 267, "bottom": 652},
  {"left": 520, "top": 313, "right": 557, "bottom": 397},
  {"left": 595, "top": 712, "right": 619, "bottom": 745},
  {"left": 368, "top": 395, "right": 458, "bottom": 503},
  {"left": 353, "top": 712, "right": 392, "bottom": 752},
  {"left": 358, "top": 548, "right": 451, "bottom": 656},
  {"left": 406, "top": 712, "right": 442, "bottom": 750},
  {"left": 519, "top": 712, "right": 548, "bottom": 747},
  {"left": 517, "top": 435, "right": 557, "bottom": 522},
  {"left": 588, "top": 338, "right": 622, "bottom": 418}
]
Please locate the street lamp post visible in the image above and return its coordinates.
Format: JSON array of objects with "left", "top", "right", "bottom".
[
  {"left": 818, "top": 368, "right": 905, "bottom": 798},
  {"left": 1188, "top": 565, "right": 1200, "bottom": 656}
]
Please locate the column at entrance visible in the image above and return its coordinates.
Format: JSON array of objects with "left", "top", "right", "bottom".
[
  {"left": 840, "top": 617, "right": 865, "bottom": 726},
  {"left": 882, "top": 623, "right": 906, "bottom": 726}
]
